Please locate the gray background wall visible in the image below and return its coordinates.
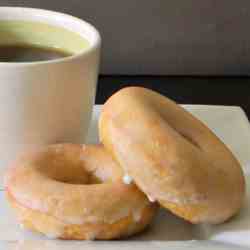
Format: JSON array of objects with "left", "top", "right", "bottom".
[{"left": 1, "top": 1, "right": 250, "bottom": 75}]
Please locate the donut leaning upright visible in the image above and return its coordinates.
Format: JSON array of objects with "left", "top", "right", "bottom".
[{"left": 99, "top": 87, "right": 245, "bottom": 224}]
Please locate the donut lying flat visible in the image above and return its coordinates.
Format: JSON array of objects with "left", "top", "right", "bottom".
[
  {"left": 99, "top": 87, "right": 246, "bottom": 224},
  {"left": 5, "top": 144, "right": 157, "bottom": 240}
]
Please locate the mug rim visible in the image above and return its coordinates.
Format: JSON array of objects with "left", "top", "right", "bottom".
[{"left": 0, "top": 7, "right": 101, "bottom": 66}]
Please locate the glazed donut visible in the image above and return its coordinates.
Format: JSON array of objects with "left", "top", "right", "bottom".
[
  {"left": 99, "top": 87, "right": 246, "bottom": 224},
  {"left": 5, "top": 144, "right": 157, "bottom": 240}
]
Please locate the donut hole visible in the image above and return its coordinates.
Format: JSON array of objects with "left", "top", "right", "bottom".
[
  {"left": 27, "top": 144, "right": 121, "bottom": 185},
  {"left": 32, "top": 146, "right": 103, "bottom": 185},
  {"left": 37, "top": 158, "right": 103, "bottom": 185},
  {"left": 37, "top": 159, "right": 97, "bottom": 185}
]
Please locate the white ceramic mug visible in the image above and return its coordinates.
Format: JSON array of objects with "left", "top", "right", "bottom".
[{"left": 0, "top": 7, "right": 101, "bottom": 183}]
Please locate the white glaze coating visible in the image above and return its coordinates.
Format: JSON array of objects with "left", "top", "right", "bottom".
[
  {"left": 147, "top": 195, "right": 156, "bottom": 203},
  {"left": 45, "top": 230, "right": 62, "bottom": 239},
  {"left": 122, "top": 174, "right": 133, "bottom": 185},
  {"left": 19, "top": 223, "right": 25, "bottom": 229},
  {"left": 10, "top": 183, "right": 150, "bottom": 226},
  {"left": 132, "top": 209, "right": 142, "bottom": 222}
]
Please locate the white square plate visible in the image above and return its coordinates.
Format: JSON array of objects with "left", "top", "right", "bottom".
[{"left": 0, "top": 105, "right": 249, "bottom": 250}]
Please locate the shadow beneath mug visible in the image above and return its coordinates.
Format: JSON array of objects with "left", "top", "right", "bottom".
[{"left": 85, "top": 107, "right": 100, "bottom": 144}]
